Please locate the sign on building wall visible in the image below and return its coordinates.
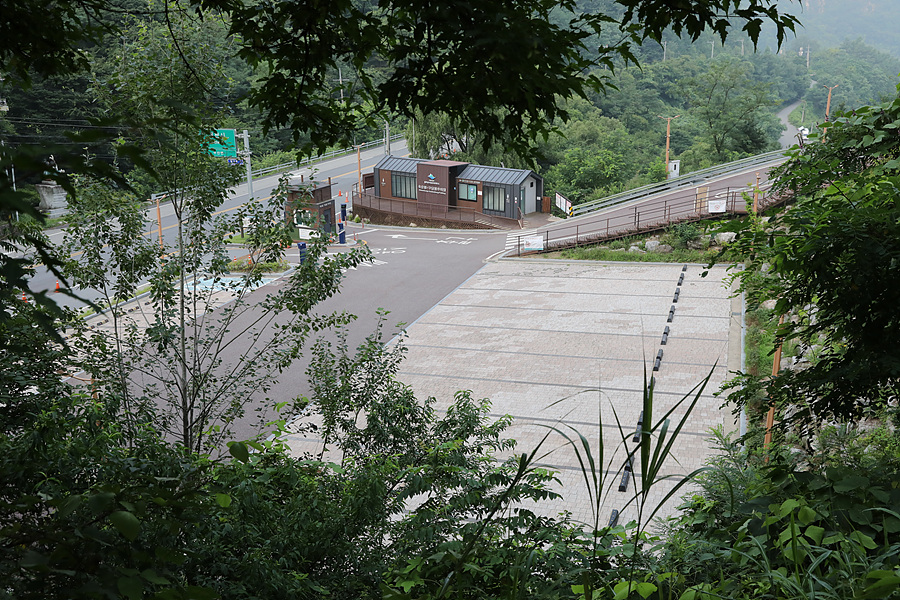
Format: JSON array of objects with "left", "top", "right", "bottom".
[{"left": 416, "top": 164, "right": 450, "bottom": 204}]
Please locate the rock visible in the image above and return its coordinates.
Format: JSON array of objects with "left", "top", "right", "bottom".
[
  {"left": 656, "top": 244, "right": 673, "bottom": 254},
  {"left": 760, "top": 263, "right": 771, "bottom": 274},
  {"left": 687, "top": 240, "right": 706, "bottom": 250},
  {"left": 761, "top": 299, "right": 777, "bottom": 310},
  {"left": 645, "top": 240, "right": 660, "bottom": 252},
  {"left": 715, "top": 232, "right": 737, "bottom": 245},
  {"left": 610, "top": 248, "right": 626, "bottom": 252},
  {"left": 409, "top": 222, "right": 418, "bottom": 227},
  {"left": 628, "top": 246, "right": 645, "bottom": 253}
]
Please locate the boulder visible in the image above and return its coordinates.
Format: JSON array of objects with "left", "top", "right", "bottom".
[
  {"left": 715, "top": 232, "right": 737, "bottom": 245},
  {"left": 645, "top": 240, "right": 660, "bottom": 252},
  {"left": 628, "top": 246, "right": 645, "bottom": 254},
  {"left": 656, "top": 244, "right": 674, "bottom": 254},
  {"left": 761, "top": 299, "right": 777, "bottom": 310},
  {"left": 687, "top": 240, "right": 706, "bottom": 250}
]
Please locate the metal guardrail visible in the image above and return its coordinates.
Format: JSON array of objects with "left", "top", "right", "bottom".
[
  {"left": 249, "top": 134, "right": 405, "bottom": 180},
  {"left": 571, "top": 150, "right": 788, "bottom": 217},
  {"left": 148, "top": 135, "right": 404, "bottom": 202}
]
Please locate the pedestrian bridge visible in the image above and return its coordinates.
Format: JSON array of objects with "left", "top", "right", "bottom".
[{"left": 514, "top": 150, "right": 790, "bottom": 255}]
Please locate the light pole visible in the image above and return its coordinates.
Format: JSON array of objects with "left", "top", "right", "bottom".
[
  {"left": 658, "top": 115, "right": 680, "bottom": 178},
  {"left": 709, "top": 40, "right": 715, "bottom": 59}
]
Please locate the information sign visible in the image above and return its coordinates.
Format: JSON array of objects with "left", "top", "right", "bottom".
[{"left": 208, "top": 129, "right": 237, "bottom": 158}]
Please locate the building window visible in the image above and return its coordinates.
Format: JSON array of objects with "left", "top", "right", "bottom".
[
  {"left": 483, "top": 186, "right": 505, "bottom": 212},
  {"left": 391, "top": 172, "right": 416, "bottom": 199},
  {"left": 459, "top": 183, "right": 477, "bottom": 201}
]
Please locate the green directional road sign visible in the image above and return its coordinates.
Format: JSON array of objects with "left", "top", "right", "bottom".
[{"left": 208, "top": 128, "right": 237, "bottom": 158}]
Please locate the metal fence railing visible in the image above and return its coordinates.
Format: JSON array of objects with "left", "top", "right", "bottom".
[
  {"left": 353, "top": 192, "right": 521, "bottom": 229},
  {"left": 571, "top": 150, "right": 788, "bottom": 217},
  {"left": 512, "top": 180, "right": 784, "bottom": 255}
]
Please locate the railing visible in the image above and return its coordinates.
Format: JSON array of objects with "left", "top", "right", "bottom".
[
  {"left": 353, "top": 192, "right": 521, "bottom": 229},
  {"left": 571, "top": 149, "right": 788, "bottom": 217},
  {"left": 513, "top": 181, "right": 783, "bottom": 255},
  {"left": 249, "top": 134, "right": 405, "bottom": 180}
]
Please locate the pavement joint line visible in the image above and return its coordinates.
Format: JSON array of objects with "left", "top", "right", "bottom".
[
  {"left": 427, "top": 407, "right": 719, "bottom": 439},
  {"left": 434, "top": 302, "right": 732, "bottom": 318},
  {"left": 412, "top": 320, "right": 728, "bottom": 339},
  {"left": 398, "top": 371, "right": 724, "bottom": 399},
  {"left": 444, "top": 289, "right": 734, "bottom": 300},
  {"left": 480, "top": 272, "right": 729, "bottom": 282},
  {"left": 403, "top": 342, "right": 730, "bottom": 369}
]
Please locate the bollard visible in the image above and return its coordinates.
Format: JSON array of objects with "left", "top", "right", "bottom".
[
  {"left": 673, "top": 288, "right": 680, "bottom": 303},
  {"left": 608, "top": 510, "right": 619, "bottom": 527},
  {"left": 667, "top": 305, "right": 675, "bottom": 323},
  {"left": 682, "top": 264, "right": 688, "bottom": 272},
  {"left": 661, "top": 325, "right": 670, "bottom": 345},
  {"left": 678, "top": 273, "right": 684, "bottom": 286},
  {"left": 297, "top": 242, "right": 307, "bottom": 265},
  {"left": 653, "top": 349, "right": 664, "bottom": 371},
  {"left": 619, "top": 456, "right": 633, "bottom": 492},
  {"left": 633, "top": 411, "right": 644, "bottom": 443}
]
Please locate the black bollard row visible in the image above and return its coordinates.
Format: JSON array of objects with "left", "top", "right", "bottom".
[
  {"left": 632, "top": 410, "right": 644, "bottom": 443},
  {"left": 673, "top": 288, "right": 680, "bottom": 303},
  {"left": 667, "top": 305, "right": 675, "bottom": 323},
  {"left": 619, "top": 456, "right": 633, "bottom": 492},
  {"left": 653, "top": 348, "right": 663, "bottom": 371},
  {"left": 661, "top": 325, "right": 669, "bottom": 345}
]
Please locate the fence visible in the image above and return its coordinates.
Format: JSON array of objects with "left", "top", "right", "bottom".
[
  {"left": 353, "top": 192, "right": 522, "bottom": 229},
  {"left": 249, "top": 134, "right": 405, "bottom": 180},
  {"left": 513, "top": 180, "right": 785, "bottom": 255},
  {"left": 572, "top": 150, "right": 788, "bottom": 217}
]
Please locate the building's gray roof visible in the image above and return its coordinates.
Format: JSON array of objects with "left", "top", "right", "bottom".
[
  {"left": 375, "top": 155, "right": 425, "bottom": 173},
  {"left": 457, "top": 165, "right": 540, "bottom": 186}
]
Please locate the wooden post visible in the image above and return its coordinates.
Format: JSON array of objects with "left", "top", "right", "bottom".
[{"left": 763, "top": 315, "right": 786, "bottom": 452}]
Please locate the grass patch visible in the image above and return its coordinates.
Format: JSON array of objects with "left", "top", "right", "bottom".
[
  {"left": 546, "top": 246, "right": 720, "bottom": 263},
  {"left": 744, "top": 304, "right": 776, "bottom": 377},
  {"left": 226, "top": 259, "right": 289, "bottom": 273}
]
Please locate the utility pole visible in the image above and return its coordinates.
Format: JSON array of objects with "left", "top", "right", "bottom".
[
  {"left": 740, "top": 39, "right": 745, "bottom": 56},
  {"left": 384, "top": 120, "right": 391, "bottom": 155},
  {"left": 242, "top": 130, "right": 253, "bottom": 200},
  {"left": 658, "top": 115, "right": 680, "bottom": 178},
  {"left": 823, "top": 84, "right": 839, "bottom": 137},
  {"left": 357, "top": 145, "right": 362, "bottom": 193},
  {"left": 710, "top": 40, "right": 715, "bottom": 59},
  {"left": 662, "top": 40, "right": 667, "bottom": 61}
]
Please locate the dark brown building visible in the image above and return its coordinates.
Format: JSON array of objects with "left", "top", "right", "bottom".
[{"left": 372, "top": 155, "right": 543, "bottom": 220}]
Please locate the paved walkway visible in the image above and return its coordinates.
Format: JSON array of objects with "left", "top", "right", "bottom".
[{"left": 392, "top": 259, "right": 741, "bottom": 528}]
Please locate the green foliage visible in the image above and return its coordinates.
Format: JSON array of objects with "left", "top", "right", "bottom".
[
  {"left": 661, "top": 430, "right": 900, "bottom": 600},
  {"left": 723, "top": 81, "right": 900, "bottom": 433}
]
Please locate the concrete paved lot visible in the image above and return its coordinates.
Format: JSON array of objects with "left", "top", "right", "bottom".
[{"left": 394, "top": 259, "right": 741, "bottom": 528}]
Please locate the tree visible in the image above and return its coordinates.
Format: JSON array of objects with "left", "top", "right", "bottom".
[
  {"left": 684, "top": 59, "right": 778, "bottom": 161},
  {"left": 722, "top": 82, "right": 900, "bottom": 432}
]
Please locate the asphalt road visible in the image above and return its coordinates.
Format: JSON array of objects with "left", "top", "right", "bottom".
[
  {"left": 221, "top": 224, "right": 508, "bottom": 442},
  {"left": 29, "top": 138, "right": 409, "bottom": 308}
]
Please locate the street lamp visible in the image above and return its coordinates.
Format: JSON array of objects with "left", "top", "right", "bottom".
[{"left": 658, "top": 115, "right": 680, "bottom": 178}]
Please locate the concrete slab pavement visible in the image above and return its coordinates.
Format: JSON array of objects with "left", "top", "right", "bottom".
[{"left": 391, "top": 259, "right": 741, "bottom": 529}]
